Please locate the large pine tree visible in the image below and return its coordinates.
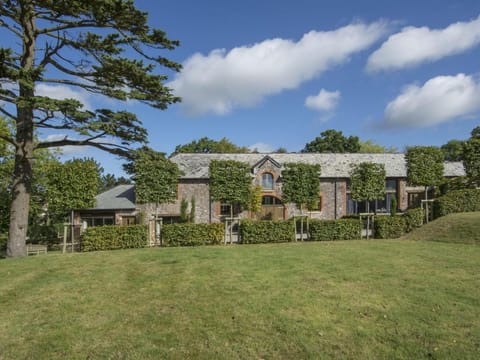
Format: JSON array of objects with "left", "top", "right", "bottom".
[{"left": 0, "top": 1, "right": 181, "bottom": 257}]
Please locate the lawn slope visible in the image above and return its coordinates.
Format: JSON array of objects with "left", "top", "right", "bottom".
[
  {"left": 0, "top": 240, "right": 479, "bottom": 359},
  {"left": 403, "top": 212, "right": 480, "bottom": 244}
]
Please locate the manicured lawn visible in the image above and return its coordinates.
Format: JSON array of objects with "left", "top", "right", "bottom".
[{"left": 1, "top": 239, "right": 479, "bottom": 359}]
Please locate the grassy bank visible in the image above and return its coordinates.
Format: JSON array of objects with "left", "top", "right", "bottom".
[
  {"left": 1, "top": 239, "right": 479, "bottom": 359},
  {"left": 402, "top": 211, "right": 480, "bottom": 244}
]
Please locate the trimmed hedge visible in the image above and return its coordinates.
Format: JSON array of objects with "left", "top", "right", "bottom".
[
  {"left": 403, "top": 208, "right": 424, "bottom": 232},
  {"left": 374, "top": 216, "right": 406, "bottom": 239},
  {"left": 82, "top": 225, "right": 148, "bottom": 252},
  {"left": 433, "top": 189, "right": 480, "bottom": 218},
  {"left": 309, "top": 219, "right": 361, "bottom": 241},
  {"left": 162, "top": 223, "right": 224, "bottom": 246},
  {"left": 240, "top": 219, "right": 295, "bottom": 244}
]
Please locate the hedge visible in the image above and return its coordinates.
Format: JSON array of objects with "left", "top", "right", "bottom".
[
  {"left": 309, "top": 219, "right": 361, "bottom": 241},
  {"left": 374, "top": 216, "right": 406, "bottom": 239},
  {"left": 162, "top": 223, "right": 224, "bottom": 246},
  {"left": 81, "top": 225, "right": 148, "bottom": 252},
  {"left": 433, "top": 189, "right": 480, "bottom": 218},
  {"left": 240, "top": 219, "right": 295, "bottom": 244},
  {"left": 403, "top": 208, "right": 424, "bottom": 232}
]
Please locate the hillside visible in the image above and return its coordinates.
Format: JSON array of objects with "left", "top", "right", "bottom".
[{"left": 402, "top": 212, "right": 480, "bottom": 244}]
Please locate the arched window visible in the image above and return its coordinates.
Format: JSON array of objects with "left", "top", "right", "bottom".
[{"left": 261, "top": 173, "right": 274, "bottom": 190}]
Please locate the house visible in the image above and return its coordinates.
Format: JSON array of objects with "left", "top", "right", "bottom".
[
  {"left": 160, "top": 153, "right": 465, "bottom": 222},
  {"left": 73, "top": 184, "right": 138, "bottom": 231},
  {"left": 74, "top": 153, "right": 465, "bottom": 229}
]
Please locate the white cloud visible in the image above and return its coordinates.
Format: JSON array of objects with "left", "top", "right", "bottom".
[
  {"left": 367, "top": 15, "right": 480, "bottom": 71},
  {"left": 249, "top": 142, "right": 274, "bottom": 153},
  {"left": 305, "top": 89, "right": 341, "bottom": 112},
  {"left": 169, "top": 21, "right": 389, "bottom": 116},
  {"left": 35, "top": 84, "right": 92, "bottom": 110},
  {"left": 383, "top": 73, "right": 480, "bottom": 128}
]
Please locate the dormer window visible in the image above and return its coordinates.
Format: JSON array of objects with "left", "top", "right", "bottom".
[{"left": 262, "top": 173, "right": 274, "bottom": 190}]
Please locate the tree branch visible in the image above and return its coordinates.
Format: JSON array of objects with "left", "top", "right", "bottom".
[{"left": 36, "top": 138, "right": 132, "bottom": 157}]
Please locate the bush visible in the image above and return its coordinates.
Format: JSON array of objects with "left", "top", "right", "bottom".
[
  {"left": 240, "top": 219, "right": 295, "bottom": 244},
  {"left": 403, "top": 208, "right": 424, "bottom": 232},
  {"left": 0, "top": 233, "right": 7, "bottom": 252},
  {"left": 162, "top": 223, "right": 224, "bottom": 246},
  {"left": 309, "top": 219, "right": 361, "bottom": 241},
  {"left": 374, "top": 216, "right": 406, "bottom": 239},
  {"left": 433, "top": 189, "right": 480, "bottom": 218},
  {"left": 28, "top": 223, "right": 62, "bottom": 247},
  {"left": 82, "top": 225, "right": 148, "bottom": 252}
]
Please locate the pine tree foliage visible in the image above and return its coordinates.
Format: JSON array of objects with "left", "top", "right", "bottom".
[{"left": 0, "top": 1, "right": 181, "bottom": 256}]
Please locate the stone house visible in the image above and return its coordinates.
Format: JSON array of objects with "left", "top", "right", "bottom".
[
  {"left": 73, "top": 153, "right": 465, "bottom": 228},
  {"left": 156, "top": 153, "right": 464, "bottom": 223}
]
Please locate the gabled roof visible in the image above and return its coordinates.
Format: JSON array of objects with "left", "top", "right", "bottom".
[
  {"left": 252, "top": 155, "right": 282, "bottom": 171},
  {"left": 92, "top": 184, "right": 136, "bottom": 210},
  {"left": 170, "top": 153, "right": 465, "bottom": 179}
]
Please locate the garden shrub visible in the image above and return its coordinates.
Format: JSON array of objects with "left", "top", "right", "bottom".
[
  {"left": 374, "top": 216, "right": 406, "bottom": 239},
  {"left": 82, "top": 225, "right": 148, "bottom": 252},
  {"left": 309, "top": 219, "right": 361, "bottom": 241},
  {"left": 403, "top": 208, "right": 424, "bottom": 232},
  {"left": 240, "top": 219, "right": 295, "bottom": 244},
  {"left": 0, "top": 233, "right": 6, "bottom": 252},
  {"left": 433, "top": 189, "right": 480, "bottom": 218},
  {"left": 162, "top": 223, "right": 224, "bottom": 246}
]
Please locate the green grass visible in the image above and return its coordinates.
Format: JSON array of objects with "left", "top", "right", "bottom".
[
  {"left": 1, "top": 238, "right": 479, "bottom": 359},
  {"left": 403, "top": 212, "right": 480, "bottom": 244}
]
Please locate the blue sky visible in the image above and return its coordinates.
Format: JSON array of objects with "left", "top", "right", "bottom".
[{"left": 31, "top": 1, "right": 480, "bottom": 174}]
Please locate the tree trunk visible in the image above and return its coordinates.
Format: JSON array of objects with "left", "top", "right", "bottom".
[
  {"left": 7, "top": 3, "right": 36, "bottom": 257},
  {"left": 7, "top": 116, "right": 34, "bottom": 257}
]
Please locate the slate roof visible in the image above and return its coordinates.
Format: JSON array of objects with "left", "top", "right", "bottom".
[
  {"left": 92, "top": 184, "right": 136, "bottom": 210},
  {"left": 170, "top": 153, "right": 465, "bottom": 179}
]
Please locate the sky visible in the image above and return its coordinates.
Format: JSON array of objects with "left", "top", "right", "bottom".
[{"left": 11, "top": 0, "right": 480, "bottom": 175}]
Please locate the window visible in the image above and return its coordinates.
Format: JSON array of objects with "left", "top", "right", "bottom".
[
  {"left": 346, "top": 179, "right": 398, "bottom": 215},
  {"left": 219, "top": 203, "right": 241, "bottom": 216},
  {"left": 81, "top": 215, "right": 114, "bottom": 229},
  {"left": 261, "top": 196, "right": 282, "bottom": 205},
  {"left": 261, "top": 173, "right": 274, "bottom": 190}
]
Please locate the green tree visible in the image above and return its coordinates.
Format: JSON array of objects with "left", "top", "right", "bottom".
[
  {"left": 173, "top": 137, "right": 249, "bottom": 154},
  {"left": 302, "top": 129, "right": 360, "bottom": 153},
  {"left": 462, "top": 137, "right": 480, "bottom": 186},
  {"left": 209, "top": 160, "right": 251, "bottom": 243},
  {"left": 405, "top": 146, "right": 444, "bottom": 222},
  {"left": 1, "top": 118, "right": 61, "bottom": 238},
  {"left": 471, "top": 126, "right": 480, "bottom": 139},
  {"left": 349, "top": 162, "right": 385, "bottom": 239},
  {"left": 248, "top": 185, "right": 263, "bottom": 215},
  {"left": 45, "top": 158, "right": 101, "bottom": 221},
  {"left": 349, "top": 162, "right": 386, "bottom": 213},
  {"left": 281, "top": 163, "right": 321, "bottom": 240},
  {"left": 359, "top": 140, "right": 397, "bottom": 153},
  {"left": 0, "top": 1, "right": 181, "bottom": 256},
  {"left": 274, "top": 147, "right": 288, "bottom": 153},
  {"left": 99, "top": 173, "right": 131, "bottom": 193},
  {"left": 440, "top": 140, "right": 465, "bottom": 161},
  {"left": 124, "top": 147, "right": 181, "bottom": 205},
  {"left": 209, "top": 160, "right": 252, "bottom": 216}
]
